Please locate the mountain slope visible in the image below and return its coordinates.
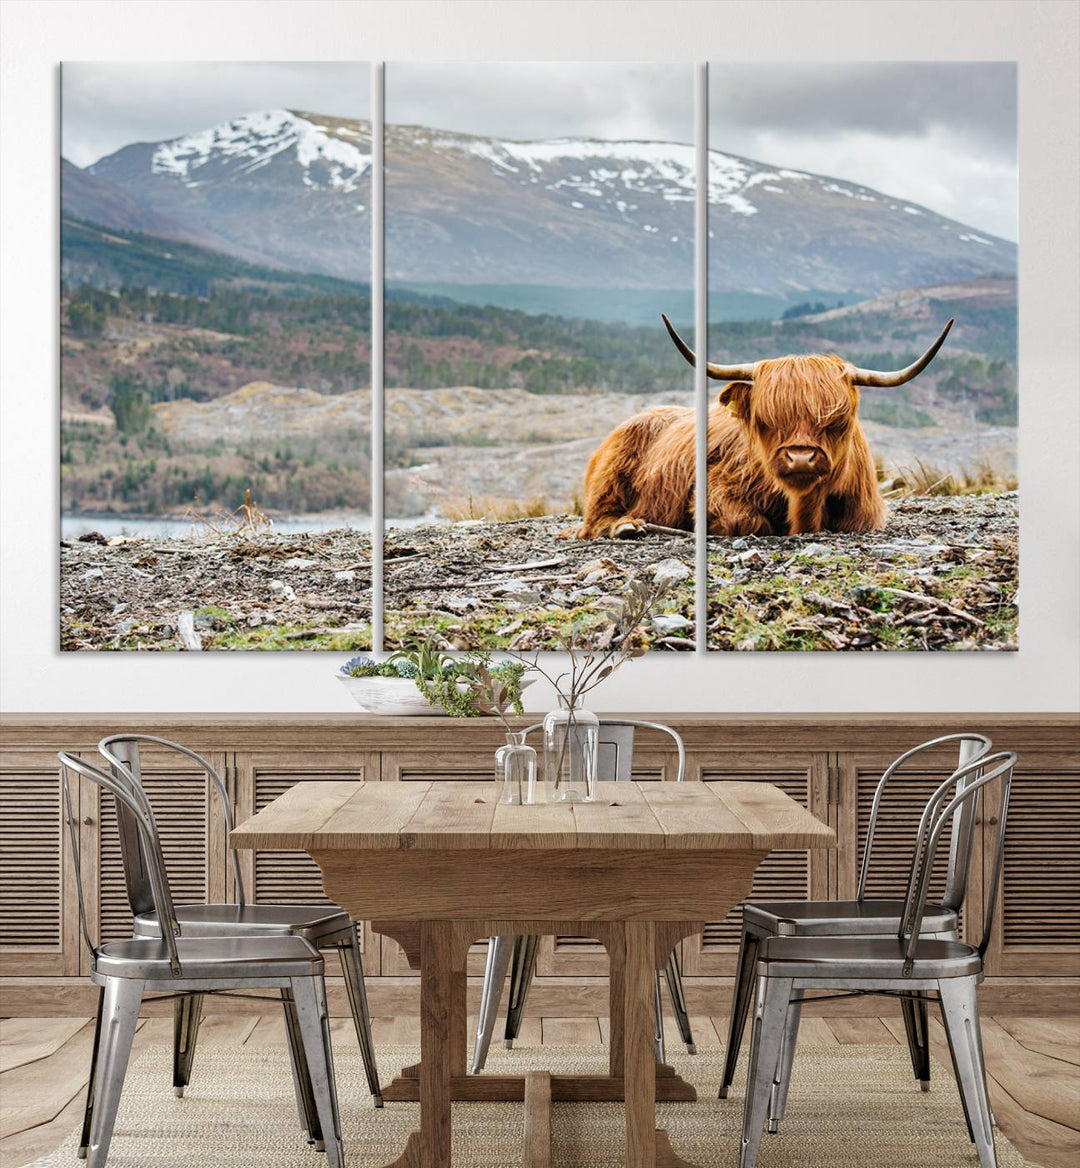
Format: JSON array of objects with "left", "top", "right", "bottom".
[
  {"left": 89, "top": 110, "right": 373, "bottom": 278},
  {"left": 79, "top": 110, "right": 1016, "bottom": 296},
  {"left": 61, "top": 158, "right": 211, "bottom": 243}
]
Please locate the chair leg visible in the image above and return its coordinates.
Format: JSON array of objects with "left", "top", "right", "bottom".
[
  {"left": 900, "top": 990, "right": 932, "bottom": 1091},
  {"left": 77, "top": 985, "right": 105, "bottom": 1159},
  {"left": 973, "top": 1005, "right": 997, "bottom": 1127},
  {"left": 939, "top": 978, "right": 997, "bottom": 1168},
  {"left": 291, "top": 976, "right": 345, "bottom": 1168},
  {"left": 664, "top": 949, "right": 696, "bottom": 1054},
  {"left": 938, "top": 992, "right": 977, "bottom": 1144},
  {"left": 338, "top": 925, "right": 383, "bottom": 1105},
  {"left": 654, "top": 972, "right": 666, "bottom": 1064},
  {"left": 503, "top": 934, "right": 540, "bottom": 1049},
  {"left": 282, "top": 987, "right": 321, "bottom": 1145},
  {"left": 171, "top": 993, "right": 203, "bottom": 1097},
  {"left": 720, "top": 928, "right": 761, "bottom": 1098},
  {"left": 472, "top": 935, "right": 514, "bottom": 1073},
  {"left": 739, "top": 975, "right": 793, "bottom": 1168},
  {"left": 767, "top": 990, "right": 803, "bottom": 1133},
  {"left": 85, "top": 977, "right": 143, "bottom": 1168}
]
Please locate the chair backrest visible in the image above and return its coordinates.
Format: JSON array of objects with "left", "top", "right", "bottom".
[
  {"left": 98, "top": 734, "right": 246, "bottom": 911},
  {"left": 522, "top": 718, "right": 685, "bottom": 782},
  {"left": 898, "top": 750, "right": 1016, "bottom": 969},
  {"left": 858, "top": 733, "right": 992, "bottom": 909},
  {"left": 57, "top": 751, "right": 183, "bottom": 975}
]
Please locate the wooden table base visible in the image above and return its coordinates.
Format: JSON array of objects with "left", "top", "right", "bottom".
[
  {"left": 235, "top": 778, "right": 828, "bottom": 1166},
  {"left": 380, "top": 1066, "right": 697, "bottom": 1103},
  {"left": 371, "top": 918, "right": 714, "bottom": 1168}
]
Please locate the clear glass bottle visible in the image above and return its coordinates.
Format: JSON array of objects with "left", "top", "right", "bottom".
[
  {"left": 543, "top": 696, "right": 599, "bottom": 803},
  {"left": 495, "top": 730, "right": 538, "bottom": 805}
]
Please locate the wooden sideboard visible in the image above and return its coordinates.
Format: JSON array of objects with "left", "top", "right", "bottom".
[{"left": 1, "top": 712, "right": 1077, "bottom": 1016}]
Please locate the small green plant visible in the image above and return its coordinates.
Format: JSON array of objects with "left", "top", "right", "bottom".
[
  {"left": 340, "top": 642, "right": 527, "bottom": 719},
  {"left": 458, "top": 658, "right": 527, "bottom": 730}
]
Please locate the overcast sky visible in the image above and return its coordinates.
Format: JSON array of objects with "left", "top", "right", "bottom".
[
  {"left": 710, "top": 63, "right": 1017, "bottom": 241},
  {"left": 62, "top": 62, "right": 370, "bottom": 168},
  {"left": 62, "top": 60, "right": 1016, "bottom": 240},
  {"left": 386, "top": 62, "right": 694, "bottom": 142}
]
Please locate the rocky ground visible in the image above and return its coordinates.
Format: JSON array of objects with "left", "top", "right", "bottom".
[
  {"left": 704, "top": 493, "right": 1018, "bottom": 651},
  {"left": 60, "top": 494, "right": 1017, "bottom": 652}
]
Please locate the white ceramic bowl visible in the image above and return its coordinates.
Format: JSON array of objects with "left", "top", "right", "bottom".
[{"left": 337, "top": 674, "right": 533, "bottom": 716}]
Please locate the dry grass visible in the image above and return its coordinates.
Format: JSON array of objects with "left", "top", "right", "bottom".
[
  {"left": 184, "top": 488, "right": 274, "bottom": 535},
  {"left": 441, "top": 494, "right": 554, "bottom": 522},
  {"left": 878, "top": 458, "right": 1017, "bottom": 499}
]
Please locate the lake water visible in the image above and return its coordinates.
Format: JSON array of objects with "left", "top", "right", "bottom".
[{"left": 61, "top": 513, "right": 432, "bottom": 540}]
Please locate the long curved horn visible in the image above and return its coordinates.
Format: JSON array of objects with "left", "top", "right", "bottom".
[
  {"left": 849, "top": 319, "right": 955, "bottom": 388},
  {"left": 661, "top": 314, "right": 756, "bottom": 381}
]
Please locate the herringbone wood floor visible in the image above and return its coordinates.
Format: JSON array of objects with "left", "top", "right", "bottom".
[{"left": 1, "top": 1013, "right": 1077, "bottom": 1167}]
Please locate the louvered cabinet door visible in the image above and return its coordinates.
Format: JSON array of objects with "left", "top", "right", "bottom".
[
  {"left": 0, "top": 752, "right": 80, "bottom": 975},
  {"left": 982, "top": 755, "right": 1080, "bottom": 976},
  {"left": 234, "top": 751, "right": 381, "bottom": 976},
  {"left": 83, "top": 746, "right": 228, "bottom": 970},
  {"left": 380, "top": 751, "right": 495, "bottom": 976},
  {"left": 537, "top": 755, "right": 673, "bottom": 979},
  {"left": 680, "top": 752, "right": 829, "bottom": 975},
  {"left": 835, "top": 746, "right": 983, "bottom": 944}
]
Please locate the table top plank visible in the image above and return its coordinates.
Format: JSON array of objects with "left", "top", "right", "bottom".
[
  {"left": 490, "top": 799, "right": 577, "bottom": 849},
  {"left": 400, "top": 783, "right": 498, "bottom": 849},
  {"left": 289, "top": 780, "right": 431, "bottom": 849},
  {"left": 228, "top": 778, "right": 364, "bottom": 849},
  {"left": 706, "top": 780, "right": 835, "bottom": 848},
  {"left": 639, "top": 782, "right": 755, "bottom": 850},
  {"left": 571, "top": 783, "right": 665, "bottom": 849},
  {"left": 231, "top": 779, "right": 834, "bottom": 853}
]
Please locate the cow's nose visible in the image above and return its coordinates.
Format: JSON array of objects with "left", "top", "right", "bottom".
[{"left": 782, "top": 447, "right": 821, "bottom": 472}]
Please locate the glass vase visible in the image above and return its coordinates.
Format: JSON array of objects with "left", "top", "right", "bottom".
[
  {"left": 494, "top": 731, "right": 537, "bottom": 805},
  {"left": 543, "top": 697, "right": 599, "bottom": 803}
]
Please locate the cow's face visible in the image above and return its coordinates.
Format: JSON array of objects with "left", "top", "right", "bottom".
[{"left": 719, "top": 354, "right": 858, "bottom": 489}]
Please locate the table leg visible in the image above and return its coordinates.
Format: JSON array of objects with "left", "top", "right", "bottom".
[
  {"left": 381, "top": 919, "right": 466, "bottom": 1168},
  {"left": 623, "top": 921, "right": 704, "bottom": 1168},
  {"left": 603, "top": 921, "right": 626, "bottom": 1080},
  {"left": 624, "top": 920, "right": 657, "bottom": 1167}
]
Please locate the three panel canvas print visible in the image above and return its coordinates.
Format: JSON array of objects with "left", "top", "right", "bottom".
[{"left": 60, "top": 62, "right": 1018, "bottom": 652}]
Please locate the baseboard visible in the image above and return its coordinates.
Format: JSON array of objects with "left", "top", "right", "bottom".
[{"left": 2, "top": 975, "right": 1077, "bottom": 1017}]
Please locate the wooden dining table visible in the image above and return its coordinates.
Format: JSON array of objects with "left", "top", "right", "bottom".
[{"left": 230, "top": 778, "right": 835, "bottom": 1168}]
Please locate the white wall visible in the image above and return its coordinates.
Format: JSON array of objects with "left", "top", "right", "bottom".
[{"left": 2, "top": 0, "right": 1077, "bottom": 714}]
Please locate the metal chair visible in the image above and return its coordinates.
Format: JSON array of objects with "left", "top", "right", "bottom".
[
  {"left": 738, "top": 750, "right": 1015, "bottom": 1168},
  {"left": 472, "top": 719, "right": 693, "bottom": 1073},
  {"left": 58, "top": 752, "right": 345, "bottom": 1168},
  {"left": 719, "top": 732, "right": 992, "bottom": 1101},
  {"left": 84, "top": 733, "right": 379, "bottom": 1141}
]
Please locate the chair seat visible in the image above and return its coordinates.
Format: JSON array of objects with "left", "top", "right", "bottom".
[
  {"left": 758, "top": 935, "right": 982, "bottom": 980},
  {"left": 133, "top": 903, "right": 351, "bottom": 941},
  {"left": 94, "top": 935, "right": 324, "bottom": 980},
  {"left": 745, "top": 898, "right": 958, "bottom": 937}
]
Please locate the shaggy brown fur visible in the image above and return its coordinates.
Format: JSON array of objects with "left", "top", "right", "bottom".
[{"left": 576, "top": 353, "right": 887, "bottom": 538}]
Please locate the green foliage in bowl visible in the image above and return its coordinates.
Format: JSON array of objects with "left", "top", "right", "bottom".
[{"left": 340, "top": 644, "right": 526, "bottom": 719}]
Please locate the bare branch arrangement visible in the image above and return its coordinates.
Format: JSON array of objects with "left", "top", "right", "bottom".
[{"left": 509, "top": 574, "right": 673, "bottom": 706}]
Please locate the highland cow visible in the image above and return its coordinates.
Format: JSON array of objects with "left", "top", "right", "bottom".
[{"left": 574, "top": 316, "right": 953, "bottom": 539}]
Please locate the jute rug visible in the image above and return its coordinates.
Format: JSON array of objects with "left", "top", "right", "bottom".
[{"left": 30, "top": 1043, "right": 1029, "bottom": 1167}]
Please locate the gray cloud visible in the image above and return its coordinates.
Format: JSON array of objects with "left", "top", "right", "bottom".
[
  {"left": 386, "top": 62, "right": 694, "bottom": 143},
  {"left": 710, "top": 62, "right": 1017, "bottom": 240},
  {"left": 62, "top": 62, "right": 370, "bottom": 167},
  {"left": 711, "top": 63, "right": 1016, "bottom": 154}
]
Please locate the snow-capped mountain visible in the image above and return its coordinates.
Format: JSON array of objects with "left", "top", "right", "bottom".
[
  {"left": 70, "top": 110, "right": 1016, "bottom": 295},
  {"left": 83, "top": 110, "right": 373, "bottom": 276},
  {"left": 148, "top": 109, "right": 371, "bottom": 192}
]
